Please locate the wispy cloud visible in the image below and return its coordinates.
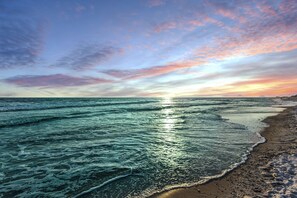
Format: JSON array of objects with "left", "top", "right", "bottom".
[
  {"left": 206, "top": 0, "right": 247, "bottom": 23},
  {"left": 147, "top": 0, "right": 166, "bottom": 7},
  {"left": 196, "top": 35, "right": 297, "bottom": 62},
  {"left": 103, "top": 61, "right": 202, "bottom": 79},
  {"left": 1, "top": 0, "right": 297, "bottom": 97},
  {"left": 53, "top": 44, "right": 123, "bottom": 71},
  {"left": 195, "top": 1, "right": 297, "bottom": 60},
  {"left": 223, "top": 77, "right": 297, "bottom": 97},
  {"left": 0, "top": 4, "right": 44, "bottom": 69},
  {"left": 130, "top": 49, "right": 297, "bottom": 97},
  {"left": 153, "top": 16, "right": 222, "bottom": 33},
  {"left": 176, "top": 76, "right": 297, "bottom": 97},
  {"left": 153, "top": 21, "right": 177, "bottom": 33},
  {"left": 106, "top": 0, "right": 297, "bottom": 81},
  {"left": 151, "top": 0, "right": 241, "bottom": 33},
  {"left": 256, "top": 0, "right": 277, "bottom": 16},
  {"left": 4, "top": 74, "right": 111, "bottom": 87}
]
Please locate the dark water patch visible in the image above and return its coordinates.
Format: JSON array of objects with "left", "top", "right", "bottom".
[{"left": 0, "top": 112, "right": 106, "bottom": 129}]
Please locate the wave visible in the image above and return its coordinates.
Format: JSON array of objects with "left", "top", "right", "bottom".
[
  {"left": 0, "top": 109, "right": 226, "bottom": 129},
  {"left": 0, "top": 100, "right": 157, "bottom": 112},
  {"left": 73, "top": 167, "right": 140, "bottom": 198},
  {"left": 0, "top": 100, "right": 232, "bottom": 113},
  {"left": 0, "top": 113, "right": 98, "bottom": 128},
  {"left": 0, "top": 117, "right": 67, "bottom": 128}
]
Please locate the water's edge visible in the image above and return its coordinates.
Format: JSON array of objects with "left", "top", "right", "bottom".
[{"left": 145, "top": 103, "right": 295, "bottom": 198}]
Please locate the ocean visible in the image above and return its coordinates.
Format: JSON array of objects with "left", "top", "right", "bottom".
[{"left": 0, "top": 98, "right": 288, "bottom": 197}]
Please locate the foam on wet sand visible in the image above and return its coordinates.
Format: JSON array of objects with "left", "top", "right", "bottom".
[{"left": 262, "top": 153, "right": 297, "bottom": 197}]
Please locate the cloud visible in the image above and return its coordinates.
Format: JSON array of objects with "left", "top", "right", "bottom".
[
  {"left": 182, "top": 50, "right": 297, "bottom": 84},
  {"left": 147, "top": 0, "right": 165, "bottom": 7},
  {"left": 153, "top": 21, "right": 177, "bottom": 33},
  {"left": 106, "top": 1, "right": 297, "bottom": 81},
  {"left": 151, "top": 0, "right": 244, "bottom": 34},
  {"left": 0, "top": 4, "right": 44, "bottom": 69},
  {"left": 205, "top": 0, "right": 247, "bottom": 23},
  {"left": 135, "top": 49, "right": 297, "bottom": 97},
  {"left": 103, "top": 61, "right": 202, "bottom": 79},
  {"left": 195, "top": 1, "right": 297, "bottom": 61},
  {"left": 4, "top": 74, "right": 112, "bottom": 87},
  {"left": 279, "top": 0, "right": 297, "bottom": 13},
  {"left": 151, "top": 0, "right": 295, "bottom": 35},
  {"left": 104, "top": 0, "right": 297, "bottom": 85},
  {"left": 256, "top": 1, "right": 277, "bottom": 16},
  {"left": 153, "top": 16, "right": 223, "bottom": 33},
  {"left": 224, "top": 77, "right": 297, "bottom": 96},
  {"left": 152, "top": 10, "right": 225, "bottom": 33},
  {"left": 53, "top": 44, "right": 123, "bottom": 71},
  {"left": 182, "top": 76, "right": 297, "bottom": 97}
]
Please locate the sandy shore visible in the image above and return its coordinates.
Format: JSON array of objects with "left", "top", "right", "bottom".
[{"left": 151, "top": 104, "right": 297, "bottom": 198}]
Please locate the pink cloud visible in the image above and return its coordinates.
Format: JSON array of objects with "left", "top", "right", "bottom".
[
  {"left": 187, "top": 20, "right": 204, "bottom": 27},
  {"left": 195, "top": 7, "right": 297, "bottom": 61},
  {"left": 256, "top": 1, "right": 277, "bottom": 16},
  {"left": 105, "top": 2, "right": 297, "bottom": 82},
  {"left": 216, "top": 8, "right": 237, "bottom": 20},
  {"left": 204, "top": 0, "right": 247, "bottom": 24},
  {"left": 104, "top": 61, "right": 203, "bottom": 79},
  {"left": 279, "top": 0, "right": 297, "bottom": 13},
  {"left": 187, "top": 77, "right": 297, "bottom": 97},
  {"left": 227, "top": 77, "right": 297, "bottom": 96},
  {"left": 187, "top": 16, "right": 224, "bottom": 29},
  {"left": 100, "top": 0, "right": 297, "bottom": 97},
  {"left": 154, "top": 15, "right": 223, "bottom": 33}
]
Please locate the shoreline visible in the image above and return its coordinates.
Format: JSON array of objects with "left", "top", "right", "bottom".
[{"left": 150, "top": 104, "right": 297, "bottom": 198}]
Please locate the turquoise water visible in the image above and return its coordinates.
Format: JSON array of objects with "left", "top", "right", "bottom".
[{"left": 0, "top": 98, "right": 284, "bottom": 197}]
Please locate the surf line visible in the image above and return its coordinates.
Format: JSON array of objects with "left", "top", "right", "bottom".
[{"left": 73, "top": 168, "right": 133, "bottom": 198}]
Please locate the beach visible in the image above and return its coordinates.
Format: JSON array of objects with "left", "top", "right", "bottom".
[{"left": 152, "top": 103, "right": 297, "bottom": 198}]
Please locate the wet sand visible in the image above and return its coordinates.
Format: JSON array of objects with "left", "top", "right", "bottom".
[{"left": 151, "top": 104, "right": 297, "bottom": 198}]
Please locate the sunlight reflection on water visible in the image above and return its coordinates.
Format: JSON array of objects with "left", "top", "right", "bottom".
[
  {"left": 161, "top": 97, "right": 175, "bottom": 139},
  {"left": 157, "top": 98, "right": 183, "bottom": 167}
]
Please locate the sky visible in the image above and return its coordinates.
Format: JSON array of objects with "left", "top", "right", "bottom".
[{"left": 0, "top": 0, "right": 297, "bottom": 97}]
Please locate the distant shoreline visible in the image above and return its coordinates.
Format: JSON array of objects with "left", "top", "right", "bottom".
[{"left": 151, "top": 102, "right": 297, "bottom": 197}]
